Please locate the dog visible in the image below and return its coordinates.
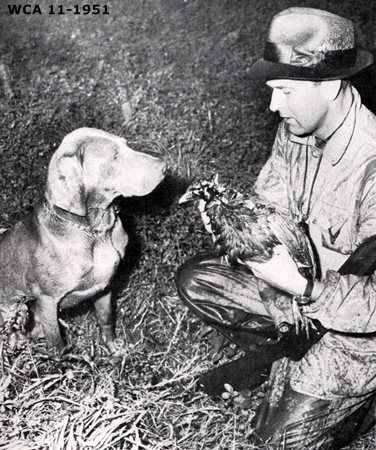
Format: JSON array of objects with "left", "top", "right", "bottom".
[{"left": 0, "top": 128, "right": 166, "bottom": 353}]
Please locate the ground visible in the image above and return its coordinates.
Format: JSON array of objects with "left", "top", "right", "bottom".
[{"left": 0, "top": 0, "right": 375, "bottom": 448}]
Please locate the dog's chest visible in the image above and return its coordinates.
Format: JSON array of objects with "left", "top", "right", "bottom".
[
  {"left": 57, "top": 232, "right": 125, "bottom": 309},
  {"left": 110, "top": 215, "right": 128, "bottom": 258},
  {"left": 90, "top": 235, "right": 122, "bottom": 282},
  {"left": 83, "top": 220, "right": 128, "bottom": 285},
  {"left": 33, "top": 214, "right": 129, "bottom": 305},
  {"left": 58, "top": 219, "right": 127, "bottom": 295}
]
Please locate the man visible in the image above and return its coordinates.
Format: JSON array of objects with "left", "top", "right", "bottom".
[{"left": 176, "top": 7, "right": 376, "bottom": 449}]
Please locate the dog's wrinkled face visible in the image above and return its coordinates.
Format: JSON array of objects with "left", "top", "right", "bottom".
[
  {"left": 81, "top": 137, "right": 166, "bottom": 199},
  {"left": 46, "top": 128, "right": 166, "bottom": 215}
]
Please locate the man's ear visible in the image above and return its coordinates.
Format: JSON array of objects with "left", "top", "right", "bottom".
[{"left": 320, "top": 79, "right": 342, "bottom": 101}]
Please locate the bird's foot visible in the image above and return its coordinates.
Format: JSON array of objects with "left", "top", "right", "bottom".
[{"left": 291, "top": 301, "right": 317, "bottom": 339}]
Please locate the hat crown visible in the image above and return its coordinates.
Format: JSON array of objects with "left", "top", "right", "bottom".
[
  {"left": 268, "top": 7, "right": 354, "bottom": 52},
  {"left": 248, "top": 6, "right": 373, "bottom": 80},
  {"left": 267, "top": 8, "right": 355, "bottom": 52}
]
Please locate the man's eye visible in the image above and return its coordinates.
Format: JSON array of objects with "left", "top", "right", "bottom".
[{"left": 282, "top": 89, "right": 291, "bottom": 95}]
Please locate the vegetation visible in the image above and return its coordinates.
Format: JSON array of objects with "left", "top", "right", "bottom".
[{"left": 0, "top": 0, "right": 375, "bottom": 448}]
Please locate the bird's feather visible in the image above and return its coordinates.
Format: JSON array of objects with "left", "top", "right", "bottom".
[{"left": 263, "top": 210, "right": 316, "bottom": 278}]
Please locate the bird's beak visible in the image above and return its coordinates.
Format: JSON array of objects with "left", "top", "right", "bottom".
[{"left": 178, "top": 191, "right": 193, "bottom": 204}]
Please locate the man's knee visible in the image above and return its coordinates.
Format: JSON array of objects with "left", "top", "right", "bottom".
[
  {"left": 175, "top": 253, "right": 211, "bottom": 305},
  {"left": 175, "top": 252, "right": 253, "bottom": 327},
  {"left": 176, "top": 253, "right": 222, "bottom": 318},
  {"left": 253, "top": 386, "right": 376, "bottom": 450},
  {"left": 175, "top": 257, "right": 194, "bottom": 297}
]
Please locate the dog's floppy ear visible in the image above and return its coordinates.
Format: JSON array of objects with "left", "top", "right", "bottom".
[{"left": 46, "top": 134, "right": 86, "bottom": 216}]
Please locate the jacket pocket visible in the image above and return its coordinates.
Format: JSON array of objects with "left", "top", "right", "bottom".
[{"left": 314, "top": 202, "right": 352, "bottom": 254}]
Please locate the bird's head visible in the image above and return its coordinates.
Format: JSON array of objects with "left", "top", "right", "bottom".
[{"left": 179, "top": 174, "right": 227, "bottom": 205}]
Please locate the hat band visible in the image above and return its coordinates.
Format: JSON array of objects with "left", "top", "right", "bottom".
[{"left": 264, "top": 42, "right": 357, "bottom": 69}]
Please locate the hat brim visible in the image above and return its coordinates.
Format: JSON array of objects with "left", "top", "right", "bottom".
[{"left": 248, "top": 49, "right": 373, "bottom": 81}]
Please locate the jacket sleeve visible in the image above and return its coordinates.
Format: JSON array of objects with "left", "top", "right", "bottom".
[
  {"left": 303, "top": 166, "right": 376, "bottom": 333},
  {"left": 253, "top": 122, "right": 290, "bottom": 215}
]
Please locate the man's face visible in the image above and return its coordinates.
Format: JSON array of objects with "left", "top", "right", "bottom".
[{"left": 266, "top": 79, "right": 331, "bottom": 136}]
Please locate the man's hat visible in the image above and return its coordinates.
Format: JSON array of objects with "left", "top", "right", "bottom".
[{"left": 249, "top": 7, "right": 373, "bottom": 80}]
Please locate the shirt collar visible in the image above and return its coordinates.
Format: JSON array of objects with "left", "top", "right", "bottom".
[{"left": 287, "top": 85, "right": 360, "bottom": 166}]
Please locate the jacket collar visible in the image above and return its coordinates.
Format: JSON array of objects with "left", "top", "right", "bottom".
[{"left": 288, "top": 85, "right": 359, "bottom": 166}]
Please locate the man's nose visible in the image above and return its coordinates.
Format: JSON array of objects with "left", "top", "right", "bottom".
[{"left": 269, "top": 89, "right": 284, "bottom": 113}]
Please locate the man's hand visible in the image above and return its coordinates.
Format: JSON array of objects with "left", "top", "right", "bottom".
[{"left": 245, "top": 245, "right": 308, "bottom": 297}]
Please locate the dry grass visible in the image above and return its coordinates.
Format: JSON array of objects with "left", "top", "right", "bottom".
[
  {"left": 0, "top": 0, "right": 375, "bottom": 448},
  {"left": 0, "top": 296, "right": 257, "bottom": 449}
]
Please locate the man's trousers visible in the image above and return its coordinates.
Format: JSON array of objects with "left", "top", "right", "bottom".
[{"left": 175, "top": 253, "right": 376, "bottom": 450}]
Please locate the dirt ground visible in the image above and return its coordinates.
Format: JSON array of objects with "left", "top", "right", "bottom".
[{"left": 0, "top": 0, "right": 375, "bottom": 448}]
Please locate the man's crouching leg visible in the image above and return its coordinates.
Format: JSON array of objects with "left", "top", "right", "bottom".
[
  {"left": 253, "top": 358, "right": 376, "bottom": 449},
  {"left": 175, "top": 253, "right": 291, "bottom": 395}
]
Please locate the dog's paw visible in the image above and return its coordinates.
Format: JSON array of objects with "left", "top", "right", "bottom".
[{"left": 36, "top": 344, "right": 71, "bottom": 360}]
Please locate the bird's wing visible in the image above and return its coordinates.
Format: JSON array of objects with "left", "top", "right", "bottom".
[
  {"left": 268, "top": 212, "right": 316, "bottom": 278},
  {"left": 211, "top": 203, "right": 280, "bottom": 264}
]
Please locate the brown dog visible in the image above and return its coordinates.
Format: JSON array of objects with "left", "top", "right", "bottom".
[{"left": 0, "top": 128, "right": 166, "bottom": 353}]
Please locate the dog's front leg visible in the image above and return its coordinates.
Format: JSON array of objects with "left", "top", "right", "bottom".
[
  {"left": 94, "top": 291, "right": 116, "bottom": 354},
  {"left": 36, "top": 295, "right": 65, "bottom": 351}
]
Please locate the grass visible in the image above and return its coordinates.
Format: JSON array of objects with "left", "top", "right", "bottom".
[{"left": 0, "top": 0, "right": 375, "bottom": 448}]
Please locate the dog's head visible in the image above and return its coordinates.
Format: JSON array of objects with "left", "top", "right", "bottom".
[{"left": 46, "top": 128, "right": 166, "bottom": 216}]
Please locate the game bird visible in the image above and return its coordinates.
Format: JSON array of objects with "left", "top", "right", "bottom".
[{"left": 179, "top": 175, "right": 317, "bottom": 334}]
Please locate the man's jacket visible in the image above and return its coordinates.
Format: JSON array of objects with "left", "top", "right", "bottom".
[{"left": 254, "top": 85, "right": 376, "bottom": 399}]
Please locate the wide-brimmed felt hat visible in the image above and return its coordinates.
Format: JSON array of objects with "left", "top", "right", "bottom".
[{"left": 249, "top": 7, "right": 373, "bottom": 80}]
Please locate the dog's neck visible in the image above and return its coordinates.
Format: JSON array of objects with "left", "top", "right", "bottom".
[
  {"left": 44, "top": 198, "right": 118, "bottom": 234},
  {"left": 86, "top": 205, "right": 119, "bottom": 233}
]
